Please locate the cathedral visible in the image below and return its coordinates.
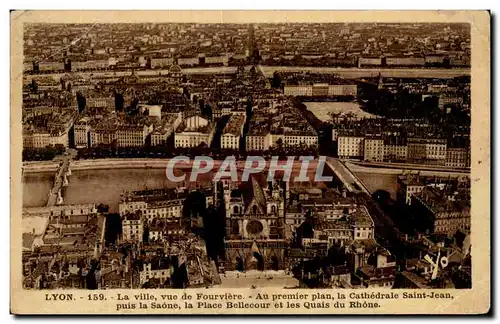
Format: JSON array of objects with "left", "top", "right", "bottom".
[{"left": 219, "top": 177, "right": 289, "bottom": 271}]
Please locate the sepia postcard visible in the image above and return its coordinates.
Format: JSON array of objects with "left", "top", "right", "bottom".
[{"left": 10, "top": 10, "right": 490, "bottom": 315}]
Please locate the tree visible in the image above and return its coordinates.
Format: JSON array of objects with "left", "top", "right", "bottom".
[
  {"left": 203, "top": 204, "right": 226, "bottom": 261},
  {"left": 30, "top": 79, "right": 38, "bottom": 92},
  {"left": 76, "top": 92, "right": 86, "bottom": 113},
  {"left": 271, "top": 72, "right": 282, "bottom": 89},
  {"left": 86, "top": 259, "right": 99, "bottom": 290},
  {"left": 104, "top": 213, "right": 122, "bottom": 245},
  {"left": 143, "top": 224, "right": 149, "bottom": 244},
  {"left": 115, "top": 92, "right": 124, "bottom": 111},
  {"left": 54, "top": 144, "right": 65, "bottom": 154},
  {"left": 237, "top": 65, "right": 245, "bottom": 76},
  {"left": 183, "top": 191, "right": 207, "bottom": 221},
  {"left": 276, "top": 138, "right": 283, "bottom": 150},
  {"left": 250, "top": 66, "right": 257, "bottom": 77},
  {"left": 171, "top": 263, "right": 188, "bottom": 288},
  {"left": 252, "top": 48, "right": 261, "bottom": 63},
  {"left": 97, "top": 203, "right": 109, "bottom": 213},
  {"left": 128, "top": 98, "right": 139, "bottom": 115}
]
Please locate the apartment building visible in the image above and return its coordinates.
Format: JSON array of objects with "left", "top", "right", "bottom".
[
  {"left": 397, "top": 174, "right": 427, "bottom": 205},
  {"left": 410, "top": 187, "right": 471, "bottom": 235},
  {"left": 205, "top": 55, "right": 229, "bottom": 65},
  {"left": 178, "top": 57, "right": 199, "bottom": 66},
  {"left": 407, "top": 137, "right": 447, "bottom": 164},
  {"left": 151, "top": 113, "right": 182, "bottom": 146},
  {"left": 23, "top": 204, "right": 98, "bottom": 220},
  {"left": 118, "top": 188, "right": 191, "bottom": 225},
  {"left": 122, "top": 211, "right": 143, "bottom": 243},
  {"left": 150, "top": 57, "right": 174, "bottom": 68},
  {"left": 338, "top": 135, "right": 365, "bottom": 159},
  {"left": 358, "top": 57, "right": 383, "bottom": 67},
  {"left": 221, "top": 115, "right": 246, "bottom": 150},
  {"left": 299, "top": 203, "right": 375, "bottom": 248},
  {"left": 280, "top": 132, "right": 318, "bottom": 148},
  {"left": 74, "top": 117, "right": 91, "bottom": 148},
  {"left": 139, "top": 259, "right": 171, "bottom": 286},
  {"left": 385, "top": 56, "right": 425, "bottom": 66},
  {"left": 284, "top": 83, "right": 357, "bottom": 97},
  {"left": 86, "top": 96, "right": 115, "bottom": 109},
  {"left": 446, "top": 147, "right": 470, "bottom": 168},
  {"left": 38, "top": 61, "right": 65, "bottom": 72},
  {"left": 90, "top": 127, "right": 117, "bottom": 147},
  {"left": 364, "top": 137, "right": 385, "bottom": 162},
  {"left": 246, "top": 132, "right": 272, "bottom": 151},
  {"left": 116, "top": 124, "right": 151, "bottom": 147},
  {"left": 383, "top": 143, "right": 408, "bottom": 163},
  {"left": 283, "top": 85, "right": 313, "bottom": 96},
  {"left": 23, "top": 129, "right": 70, "bottom": 149},
  {"left": 327, "top": 84, "right": 358, "bottom": 97},
  {"left": 23, "top": 109, "right": 77, "bottom": 149}
]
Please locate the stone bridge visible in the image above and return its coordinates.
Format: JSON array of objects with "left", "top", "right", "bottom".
[{"left": 46, "top": 157, "right": 72, "bottom": 207}]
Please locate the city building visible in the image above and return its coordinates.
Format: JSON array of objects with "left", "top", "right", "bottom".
[
  {"left": 284, "top": 83, "right": 357, "bottom": 97},
  {"left": 397, "top": 174, "right": 427, "bottom": 205},
  {"left": 223, "top": 178, "right": 288, "bottom": 271},
  {"left": 358, "top": 57, "right": 382, "bottom": 67},
  {"left": 385, "top": 56, "right": 425, "bottom": 67},
  {"left": 446, "top": 147, "right": 470, "bottom": 168},
  {"left": 74, "top": 117, "right": 92, "bottom": 148},
  {"left": 383, "top": 138, "right": 408, "bottom": 163},
  {"left": 246, "top": 132, "right": 272, "bottom": 152},
  {"left": 122, "top": 211, "right": 144, "bottom": 243},
  {"left": 364, "top": 137, "right": 385, "bottom": 162},
  {"left": 150, "top": 57, "right": 174, "bottom": 69},
  {"left": 139, "top": 257, "right": 171, "bottom": 286},
  {"left": 22, "top": 109, "right": 77, "bottom": 149},
  {"left": 410, "top": 186, "right": 471, "bottom": 235},
  {"left": 174, "top": 115, "right": 215, "bottom": 148},
  {"left": 347, "top": 240, "right": 396, "bottom": 288},
  {"left": 116, "top": 124, "right": 151, "bottom": 147},
  {"left": 284, "top": 85, "right": 313, "bottom": 96},
  {"left": 407, "top": 137, "right": 447, "bottom": 165},
  {"left": 23, "top": 129, "right": 70, "bottom": 149},
  {"left": 151, "top": 112, "right": 182, "bottom": 146},
  {"left": 119, "top": 188, "right": 186, "bottom": 224},
  {"left": 296, "top": 196, "right": 375, "bottom": 247},
  {"left": 338, "top": 135, "right": 365, "bottom": 159},
  {"left": 221, "top": 115, "right": 246, "bottom": 150}
]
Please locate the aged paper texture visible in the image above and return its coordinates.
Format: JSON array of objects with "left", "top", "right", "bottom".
[{"left": 11, "top": 10, "right": 490, "bottom": 315}]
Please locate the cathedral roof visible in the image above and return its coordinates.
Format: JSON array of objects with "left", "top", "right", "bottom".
[{"left": 241, "top": 176, "right": 267, "bottom": 212}]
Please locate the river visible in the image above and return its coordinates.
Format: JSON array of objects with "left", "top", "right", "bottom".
[
  {"left": 23, "top": 168, "right": 215, "bottom": 213},
  {"left": 25, "top": 65, "right": 470, "bottom": 82},
  {"left": 23, "top": 157, "right": 466, "bottom": 213},
  {"left": 22, "top": 159, "right": 329, "bottom": 213},
  {"left": 22, "top": 172, "right": 54, "bottom": 207}
]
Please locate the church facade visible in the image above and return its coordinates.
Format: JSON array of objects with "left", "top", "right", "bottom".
[{"left": 221, "top": 177, "right": 289, "bottom": 271}]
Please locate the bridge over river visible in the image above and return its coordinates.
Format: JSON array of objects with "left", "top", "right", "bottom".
[
  {"left": 325, "top": 157, "right": 372, "bottom": 195},
  {"left": 46, "top": 156, "right": 72, "bottom": 207}
]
